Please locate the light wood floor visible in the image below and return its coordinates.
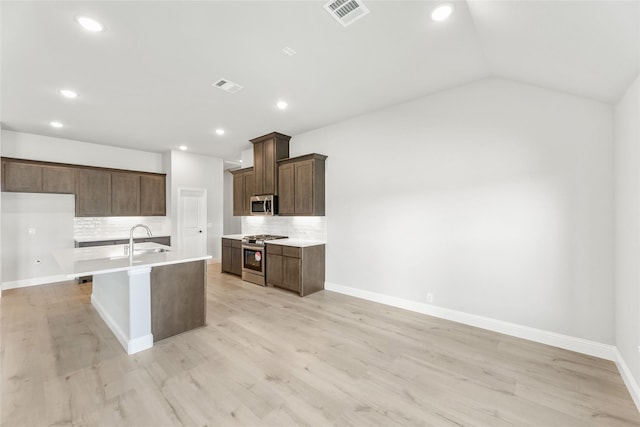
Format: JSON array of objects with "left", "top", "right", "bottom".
[{"left": 2, "top": 264, "right": 639, "bottom": 426}]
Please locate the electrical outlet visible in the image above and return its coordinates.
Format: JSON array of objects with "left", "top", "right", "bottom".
[{"left": 426, "top": 293, "right": 434, "bottom": 303}]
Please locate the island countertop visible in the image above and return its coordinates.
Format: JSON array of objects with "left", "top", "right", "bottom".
[{"left": 54, "top": 242, "right": 212, "bottom": 279}]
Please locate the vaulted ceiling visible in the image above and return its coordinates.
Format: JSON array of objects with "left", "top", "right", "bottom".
[{"left": 1, "top": 1, "right": 638, "bottom": 162}]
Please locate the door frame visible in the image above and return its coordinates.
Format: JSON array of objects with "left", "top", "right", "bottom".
[{"left": 176, "top": 187, "right": 207, "bottom": 252}]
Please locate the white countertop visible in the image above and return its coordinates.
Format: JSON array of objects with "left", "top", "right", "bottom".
[
  {"left": 54, "top": 242, "right": 211, "bottom": 279},
  {"left": 74, "top": 235, "right": 170, "bottom": 243},
  {"left": 221, "top": 234, "right": 244, "bottom": 240},
  {"left": 266, "top": 238, "right": 325, "bottom": 248}
]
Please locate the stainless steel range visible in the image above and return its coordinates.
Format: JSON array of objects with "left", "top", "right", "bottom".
[{"left": 241, "top": 234, "right": 287, "bottom": 286}]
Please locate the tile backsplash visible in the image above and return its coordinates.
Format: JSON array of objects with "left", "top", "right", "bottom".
[
  {"left": 241, "top": 216, "right": 327, "bottom": 241},
  {"left": 74, "top": 216, "right": 172, "bottom": 241}
]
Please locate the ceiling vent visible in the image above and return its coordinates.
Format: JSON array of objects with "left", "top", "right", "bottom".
[
  {"left": 213, "top": 78, "right": 243, "bottom": 94},
  {"left": 324, "top": 0, "right": 370, "bottom": 27}
]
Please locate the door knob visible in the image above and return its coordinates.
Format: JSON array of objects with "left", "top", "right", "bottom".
[{"left": 199, "top": 230, "right": 203, "bottom": 233}]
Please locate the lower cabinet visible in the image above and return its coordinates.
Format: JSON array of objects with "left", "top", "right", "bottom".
[
  {"left": 221, "top": 238, "right": 242, "bottom": 276},
  {"left": 266, "top": 243, "right": 325, "bottom": 296}
]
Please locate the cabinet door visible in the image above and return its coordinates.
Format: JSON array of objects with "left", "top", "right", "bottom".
[
  {"left": 140, "top": 174, "right": 166, "bottom": 216},
  {"left": 243, "top": 171, "right": 255, "bottom": 215},
  {"left": 294, "top": 160, "right": 314, "bottom": 215},
  {"left": 253, "top": 141, "right": 265, "bottom": 195},
  {"left": 42, "top": 166, "right": 75, "bottom": 193},
  {"left": 278, "top": 163, "right": 295, "bottom": 215},
  {"left": 233, "top": 173, "right": 244, "bottom": 216},
  {"left": 263, "top": 138, "right": 276, "bottom": 195},
  {"left": 76, "top": 169, "right": 112, "bottom": 216},
  {"left": 3, "top": 161, "right": 42, "bottom": 192},
  {"left": 222, "top": 244, "right": 232, "bottom": 273},
  {"left": 231, "top": 247, "right": 242, "bottom": 276},
  {"left": 267, "top": 253, "right": 283, "bottom": 287},
  {"left": 282, "top": 256, "right": 301, "bottom": 293},
  {"left": 111, "top": 172, "right": 140, "bottom": 216}
]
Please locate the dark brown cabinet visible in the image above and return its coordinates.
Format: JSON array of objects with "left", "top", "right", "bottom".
[
  {"left": 266, "top": 243, "right": 325, "bottom": 296},
  {"left": 2, "top": 157, "right": 166, "bottom": 217},
  {"left": 76, "top": 169, "right": 112, "bottom": 216},
  {"left": 111, "top": 172, "right": 140, "bottom": 216},
  {"left": 1, "top": 158, "right": 76, "bottom": 194},
  {"left": 221, "top": 238, "right": 243, "bottom": 276},
  {"left": 140, "top": 175, "right": 166, "bottom": 216},
  {"left": 42, "top": 165, "right": 75, "bottom": 193},
  {"left": 231, "top": 167, "right": 254, "bottom": 216},
  {"left": 277, "top": 154, "right": 327, "bottom": 216},
  {"left": 251, "top": 132, "right": 290, "bottom": 195}
]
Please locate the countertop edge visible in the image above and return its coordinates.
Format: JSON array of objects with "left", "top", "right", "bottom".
[{"left": 266, "top": 239, "right": 326, "bottom": 248}]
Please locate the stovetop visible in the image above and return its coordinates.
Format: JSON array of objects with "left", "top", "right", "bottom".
[{"left": 242, "top": 234, "right": 288, "bottom": 245}]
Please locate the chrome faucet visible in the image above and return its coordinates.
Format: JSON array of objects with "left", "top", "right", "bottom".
[{"left": 129, "top": 224, "right": 152, "bottom": 261}]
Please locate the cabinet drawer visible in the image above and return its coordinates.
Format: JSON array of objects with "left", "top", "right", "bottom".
[
  {"left": 222, "top": 238, "right": 232, "bottom": 247},
  {"left": 232, "top": 240, "right": 242, "bottom": 248},
  {"left": 267, "top": 244, "right": 282, "bottom": 255},
  {"left": 283, "top": 246, "right": 301, "bottom": 258}
]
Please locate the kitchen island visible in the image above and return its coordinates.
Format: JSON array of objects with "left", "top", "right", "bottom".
[{"left": 54, "top": 243, "right": 211, "bottom": 354}]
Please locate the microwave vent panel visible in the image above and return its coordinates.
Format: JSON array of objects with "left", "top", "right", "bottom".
[
  {"left": 213, "top": 78, "right": 243, "bottom": 94},
  {"left": 324, "top": 0, "right": 370, "bottom": 27}
]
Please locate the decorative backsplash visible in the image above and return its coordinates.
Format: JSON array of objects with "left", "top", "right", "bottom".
[
  {"left": 241, "top": 216, "right": 327, "bottom": 241},
  {"left": 74, "top": 216, "right": 172, "bottom": 240}
]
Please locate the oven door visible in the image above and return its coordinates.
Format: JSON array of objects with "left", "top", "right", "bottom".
[{"left": 242, "top": 244, "right": 265, "bottom": 275}]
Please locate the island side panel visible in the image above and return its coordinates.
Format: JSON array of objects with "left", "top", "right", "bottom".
[
  {"left": 150, "top": 260, "right": 206, "bottom": 342},
  {"left": 91, "top": 271, "right": 131, "bottom": 350}
]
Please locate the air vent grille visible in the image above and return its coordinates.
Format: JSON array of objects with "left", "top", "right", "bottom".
[
  {"left": 213, "top": 78, "right": 243, "bottom": 94},
  {"left": 324, "top": 0, "right": 369, "bottom": 27}
]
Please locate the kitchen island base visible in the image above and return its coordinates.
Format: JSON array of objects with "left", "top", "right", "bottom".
[{"left": 91, "top": 260, "right": 207, "bottom": 354}]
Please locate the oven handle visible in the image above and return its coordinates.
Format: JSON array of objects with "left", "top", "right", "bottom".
[{"left": 242, "top": 244, "right": 264, "bottom": 251}]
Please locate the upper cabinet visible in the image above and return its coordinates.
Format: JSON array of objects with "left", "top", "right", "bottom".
[
  {"left": 76, "top": 169, "right": 112, "bottom": 216},
  {"left": 231, "top": 167, "right": 254, "bottom": 216},
  {"left": 2, "top": 158, "right": 76, "bottom": 194},
  {"left": 2, "top": 157, "right": 166, "bottom": 217},
  {"left": 277, "top": 154, "right": 327, "bottom": 216},
  {"left": 140, "top": 174, "right": 167, "bottom": 216},
  {"left": 251, "top": 132, "right": 290, "bottom": 196}
]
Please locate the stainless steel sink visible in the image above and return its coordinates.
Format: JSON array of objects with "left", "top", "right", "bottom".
[{"left": 134, "top": 248, "right": 170, "bottom": 254}]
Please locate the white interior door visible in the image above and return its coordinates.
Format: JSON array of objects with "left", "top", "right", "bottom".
[{"left": 178, "top": 188, "right": 207, "bottom": 253}]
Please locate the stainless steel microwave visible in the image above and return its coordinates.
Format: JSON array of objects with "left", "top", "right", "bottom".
[{"left": 250, "top": 195, "right": 277, "bottom": 216}]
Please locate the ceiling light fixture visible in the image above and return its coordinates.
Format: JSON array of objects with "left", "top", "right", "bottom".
[
  {"left": 215, "top": 128, "right": 225, "bottom": 136},
  {"left": 282, "top": 47, "right": 297, "bottom": 56},
  {"left": 276, "top": 100, "right": 288, "bottom": 110},
  {"left": 179, "top": 145, "right": 188, "bottom": 151},
  {"left": 75, "top": 16, "right": 105, "bottom": 32},
  {"left": 50, "top": 121, "right": 64, "bottom": 128},
  {"left": 60, "top": 89, "right": 78, "bottom": 98},
  {"left": 431, "top": 3, "right": 454, "bottom": 22}
]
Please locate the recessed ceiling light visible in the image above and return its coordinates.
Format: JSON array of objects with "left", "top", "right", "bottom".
[
  {"left": 179, "top": 145, "right": 188, "bottom": 151},
  {"left": 282, "top": 47, "right": 296, "bottom": 56},
  {"left": 50, "top": 121, "right": 64, "bottom": 128},
  {"left": 60, "top": 89, "right": 78, "bottom": 99},
  {"left": 215, "top": 128, "right": 225, "bottom": 136},
  {"left": 431, "top": 3, "right": 454, "bottom": 22},
  {"left": 75, "top": 16, "right": 105, "bottom": 32},
  {"left": 276, "top": 100, "right": 288, "bottom": 110}
]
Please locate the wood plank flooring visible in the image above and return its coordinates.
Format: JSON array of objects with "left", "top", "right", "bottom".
[{"left": 2, "top": 263, "right": 639, "bottom": 426}]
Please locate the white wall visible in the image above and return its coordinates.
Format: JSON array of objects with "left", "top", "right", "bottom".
[
  {"left": 1, "top": 193, "right": 75, "bottom": 285},
  {"left": 166, "top": 150, "right": 224, "bottom": 259},
  {"left": 292, "top": 77, "right": 615, "bottom": 344},
  {"left": 1, "top": 130, "right": 163, "bottom": 173},
  {"left": 223, "top": 171, "right": 241, "bottom": 235},
  {"left": 614, "top": 74, "right": 640, "bottom": 388}
]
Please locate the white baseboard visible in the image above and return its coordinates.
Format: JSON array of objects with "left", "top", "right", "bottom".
[
  {"left": 324, "top": 282, "right": 617, "bottom": 361},
  {"left": 614, "top": 348, "right": 640, "bottom": 412},
  {"left": 2, "top": 274, "right": 70, "bottom": 291},
  {"left": 127, "top": 334, "right": 153, "bottom": 355},
  {"left": 91, "top": 294, "right": 130, "bottom": 352}
]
